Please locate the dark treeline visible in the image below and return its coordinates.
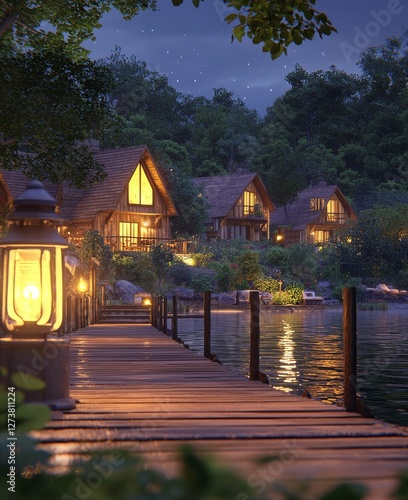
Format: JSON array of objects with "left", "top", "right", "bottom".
[{"left": 99, "top": 30, "right": 408, "bottom": 223}]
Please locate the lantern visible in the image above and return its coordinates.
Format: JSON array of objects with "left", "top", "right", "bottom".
[{"left": 0, "top": 180, "right": 68, "bottom": 338}]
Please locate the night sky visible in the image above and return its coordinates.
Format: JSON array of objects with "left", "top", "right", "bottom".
[{"left": 83, "top": 0, "right": 406, "bottom": 115}]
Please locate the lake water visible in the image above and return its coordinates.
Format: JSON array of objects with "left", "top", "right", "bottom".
[{"left": 177, "top": 308, "right": 408, "bottom": 427}]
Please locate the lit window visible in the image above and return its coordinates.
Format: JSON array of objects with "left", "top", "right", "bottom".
[
  {"left": 128, "top": 164, "right": 153, "bottom": 205},
  {"left": 119, "top": 222, "right": 139, "bottom": 250},
  {"left": 244, "top": 191, "right": 255, "bottom": 215}
]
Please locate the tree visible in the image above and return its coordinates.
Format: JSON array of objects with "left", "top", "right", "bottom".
[
  {"left": 331, "top": 205, "right": 408, "bottom": 285},
  {"left": 0, "top": 44, "right": 113, "bottom": 187},
  {"left": 173, "top": 0, "right": 336, "bottom": 59},
  {"left": 0, "top": 1, "right": 156, "bottom": 56},
  {"left": 1, "top": 0, "right": 336, "bottom": 186}
]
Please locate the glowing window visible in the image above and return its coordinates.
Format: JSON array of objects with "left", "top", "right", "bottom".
[
  {"left": 244, "top": 191, "right": 256, "bottom": 215},
  {"left": 128, "top": 164, "right": 153, "bottom": 205}
]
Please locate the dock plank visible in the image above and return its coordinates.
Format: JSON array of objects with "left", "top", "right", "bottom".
[{"left": 31, "top": 324, "right": 408, "bottom": 499}]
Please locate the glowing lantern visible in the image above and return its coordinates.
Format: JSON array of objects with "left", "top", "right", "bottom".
[{"left": 0, "top": 180, "right": 68, "bottom": 338}]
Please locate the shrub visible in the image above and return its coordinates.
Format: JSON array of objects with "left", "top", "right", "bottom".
[
  {"left": 253, "top": 274, "right": 280, "bottom": 294},
  {"left": 191, "top": 273, "right": 214, "bottom": 292},
  {"left": 212, "top": 261, "right": 238, "bottom": 292},
  {"left": 168, "top": 262, "right": 193, "bottom": 287}
]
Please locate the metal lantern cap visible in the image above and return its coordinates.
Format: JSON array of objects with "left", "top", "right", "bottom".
[{"left": 8, "top": 179, "right": 61, "bottom": 222}]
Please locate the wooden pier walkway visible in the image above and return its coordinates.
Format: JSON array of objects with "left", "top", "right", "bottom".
[{"left": 31, "top": 324, "right": 408, "bottom": 499}]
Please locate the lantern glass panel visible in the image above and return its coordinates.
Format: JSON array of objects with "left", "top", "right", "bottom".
[{"left": 8, "top": 248, "right": 52, "bottom": 325}]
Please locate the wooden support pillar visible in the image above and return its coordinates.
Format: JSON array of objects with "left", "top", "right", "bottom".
[
  {"left": 163, "top": 296, "right": 168, "bottom": 335},
  {"left": 172, "top": 295, "right": 178, "bottom": 340},
  {"left": 250, "top": 291, "right": 260, "bottom": 381},
  {"left": 343, "top": 287, "right": 357, "bottom": 412},
  {"left": 204, "top": 290, "right": 211, "bottom": 359}
]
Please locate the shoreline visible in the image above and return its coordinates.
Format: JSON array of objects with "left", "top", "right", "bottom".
[{"left": 185, "top": 301, "right": 408, "bottom": 313}]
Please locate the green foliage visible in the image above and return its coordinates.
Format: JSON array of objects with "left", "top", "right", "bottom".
[
  {"left": 112, "top": 252, "right": 156, "bottom": 292},
  {"left": 212, "top": 261, "right": 238, "bottom": 292},
  {"left": 0, "top": 44, "right": 112, "bottom": 187},
  {"left": 160, "top": 164, "right": 209, "bottom": 237},
  {"left": 330, "top": 205, "right": 408, "bottom": 286},
  {"left": 0, "top": 370, "right": 51, "bottom": 433},
  {"left": 263, "top": 246, "right": 290, "bottom": 271},
  {"left": 77, "top": 230, "right": 113, "bottom": 280},
  {"left": 174, "top": 0, "right": 336, "bottom": 59},
  {"left": 167, "top": 262, "right": 193, "bottom": 287},
  {"left": 191, "top": 273, "right": 214, "bottom": 293},
  {"left": 0, "top": 1, "right": 156, "bottom": 56},
  {"left": 284, "top": 282, "right": 304, "bottom": 305},
  {"left": 237, "top": 250, "right": 262, "bottom": 285},
  {"left": 286, "top": 243, "right": 319, "bottom": 286},
  {"left": 149, "top": 243, "right": 175, "bottom": 293},
  {"left": 0, "top": 202, "right": 12, "bottom": 239},
  {"left": 253, "top": 275, "right": 280, "bottom": 294}
]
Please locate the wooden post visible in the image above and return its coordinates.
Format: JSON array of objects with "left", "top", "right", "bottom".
[
  {"left": 204, "top": 290, "right": 211, "bottom": 359},
  {"left": 250, "top": 291, "right": 260, "bottom": 381},
  {"left": 235, "top": 290, "right": 240, "bottom": 305},
  {"left": 158, "top": 295, "right": 163, "bottom": 332},
  {"left": 172, "top": 295, "right": 178, "bottom": 340},
  {"left": 163, "top": 296, "right": 168, "bottom": 335},
  {"left": 152, "top": 296, "right": 158, "bottom": 328},
  {"left": 343, "top": 287, "right": 357, "bottom": 412}
]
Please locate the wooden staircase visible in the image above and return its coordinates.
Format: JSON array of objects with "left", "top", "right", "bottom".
[{"left": 97, "top": 305, "right": 151, "bottom": 324}]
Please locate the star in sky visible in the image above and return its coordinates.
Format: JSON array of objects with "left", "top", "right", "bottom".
[{"left": 84, "top": 0, "right": 405, "bottom": 115}]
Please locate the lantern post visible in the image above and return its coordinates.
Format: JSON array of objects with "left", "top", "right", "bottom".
[{"left": 0, "top": 180, "right": 75, "bottom": 410}]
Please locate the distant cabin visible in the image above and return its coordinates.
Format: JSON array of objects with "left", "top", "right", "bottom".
[
  {"left": 270, "top": 183, "right": 356, "bottom": 245},
  {"left": 192, "top": 173, "right": 275, "bottom": 241},
  {"left": 0, "top": 145, "right": 177, "bottom": 252}
]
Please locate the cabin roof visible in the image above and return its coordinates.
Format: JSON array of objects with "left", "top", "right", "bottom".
[
  {"left": 0, "top": 145, "right": 177, "bottom": 219},
  {"left": 270, "top": 184, "right": 356, "bottom": 230},
  {"left": 192, "top": 172, "right": 275, "bottom": 218},
  {"left": 61, "top": 145, "right": 177, "bottom": 219}
]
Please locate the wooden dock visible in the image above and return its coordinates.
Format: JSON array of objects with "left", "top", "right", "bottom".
[{"left": 31, "top": 324, "right": 408, "bottom": 499}]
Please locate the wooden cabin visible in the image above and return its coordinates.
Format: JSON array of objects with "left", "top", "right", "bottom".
[
  {"left": 192, "top": 173, "right": 274, "bottom": 241},
  {"left": 0, "top": 145, "right": 177, "bottom": 252},
  {"left": 270, "top": 183, "right": 356, "bottom": 245}
]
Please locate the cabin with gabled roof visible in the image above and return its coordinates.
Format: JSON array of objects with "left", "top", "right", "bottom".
[
  {"left": 192, "top": 173, "right": 274, "bottom": 241},
  {"left": 270, "top": 183, "right": 356, "bottom": 245},
  {"left": 0, "top": 145, "right": 177, "bottom": 252}
]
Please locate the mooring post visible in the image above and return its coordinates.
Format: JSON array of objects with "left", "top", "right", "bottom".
[
  {"left": 172, "top": 294, "right": 178, "bottom": 340},
  {"left": 151, "top": 296, "right": 156, "bottom": 328},
  {"left": 343, "top": 287, "right": 357, "bottom": 412},
  {"left": 163, "top": 296, "right": 168, "bottom": 335},
  {"left": 204, "top": 290, "right": 211, "bottom": 359},
  {"left": 158, "top": 295, "right": 163, "bottom": 332},
  {"left": 250, "top": 291, "right": 260, "bottom": 381}
]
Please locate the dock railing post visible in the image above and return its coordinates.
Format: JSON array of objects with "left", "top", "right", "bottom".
[
  {"left": 343, "top": 287, "right": 357, "bottom": 412},
  {"left": 172, "top": 295, "right": 178, "bottom": 340},
  {"left": 163, "top": 296, "right": 168, "bottom": 335},
  {"left": 204, "top": 290, "right": 211, "bottom": 359},
  {"left": 250, "top": 291, "right": 260, "bottom": 381},
  {"left": 158, "top": 295, "right": 163, "bottom": 332}
]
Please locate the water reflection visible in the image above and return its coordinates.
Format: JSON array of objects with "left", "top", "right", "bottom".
[
  {"left": 273, "top": 320, "right": 299, "bottom": 392},
  {"left": 177, "top": 309, "right": 408, "bottom": 426}
]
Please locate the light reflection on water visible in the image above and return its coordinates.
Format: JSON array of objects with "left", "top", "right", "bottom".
[{"left": 177, "top": 309, "right": 408, "bottom": 427}]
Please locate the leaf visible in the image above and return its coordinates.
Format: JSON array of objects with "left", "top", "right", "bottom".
[
  {"left": 171, "top": 0, "right": 184, "bottom": 6},
  {"left": 16, "top": 403, "right": 51, "bottom": 432},
  {"left": 320, "top": 483, "right": 368, "bottom": 500},
  {"left": 232, "top": 25, "right": 245, "bottom": 43},
  {"left": 11, "top": 373, "right": 46, "bottom": 391},
  {"left": 225, "top": 13, "right": 238, "bottom": 24}
]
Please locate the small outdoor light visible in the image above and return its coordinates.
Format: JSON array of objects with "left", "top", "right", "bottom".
[
  {"left": 77, "top": 277, "right": 89, "bottom": 295},
  {"left": 0, "top": 180, "right": 75, "bottom": 409}
]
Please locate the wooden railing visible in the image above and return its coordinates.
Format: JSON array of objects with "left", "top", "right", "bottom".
[
  {"left": 230, "top": 204, "right": 269, "bottom": 220},
  {"left": 102, "top": 236, "right": 192, "bottom": 254}
]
